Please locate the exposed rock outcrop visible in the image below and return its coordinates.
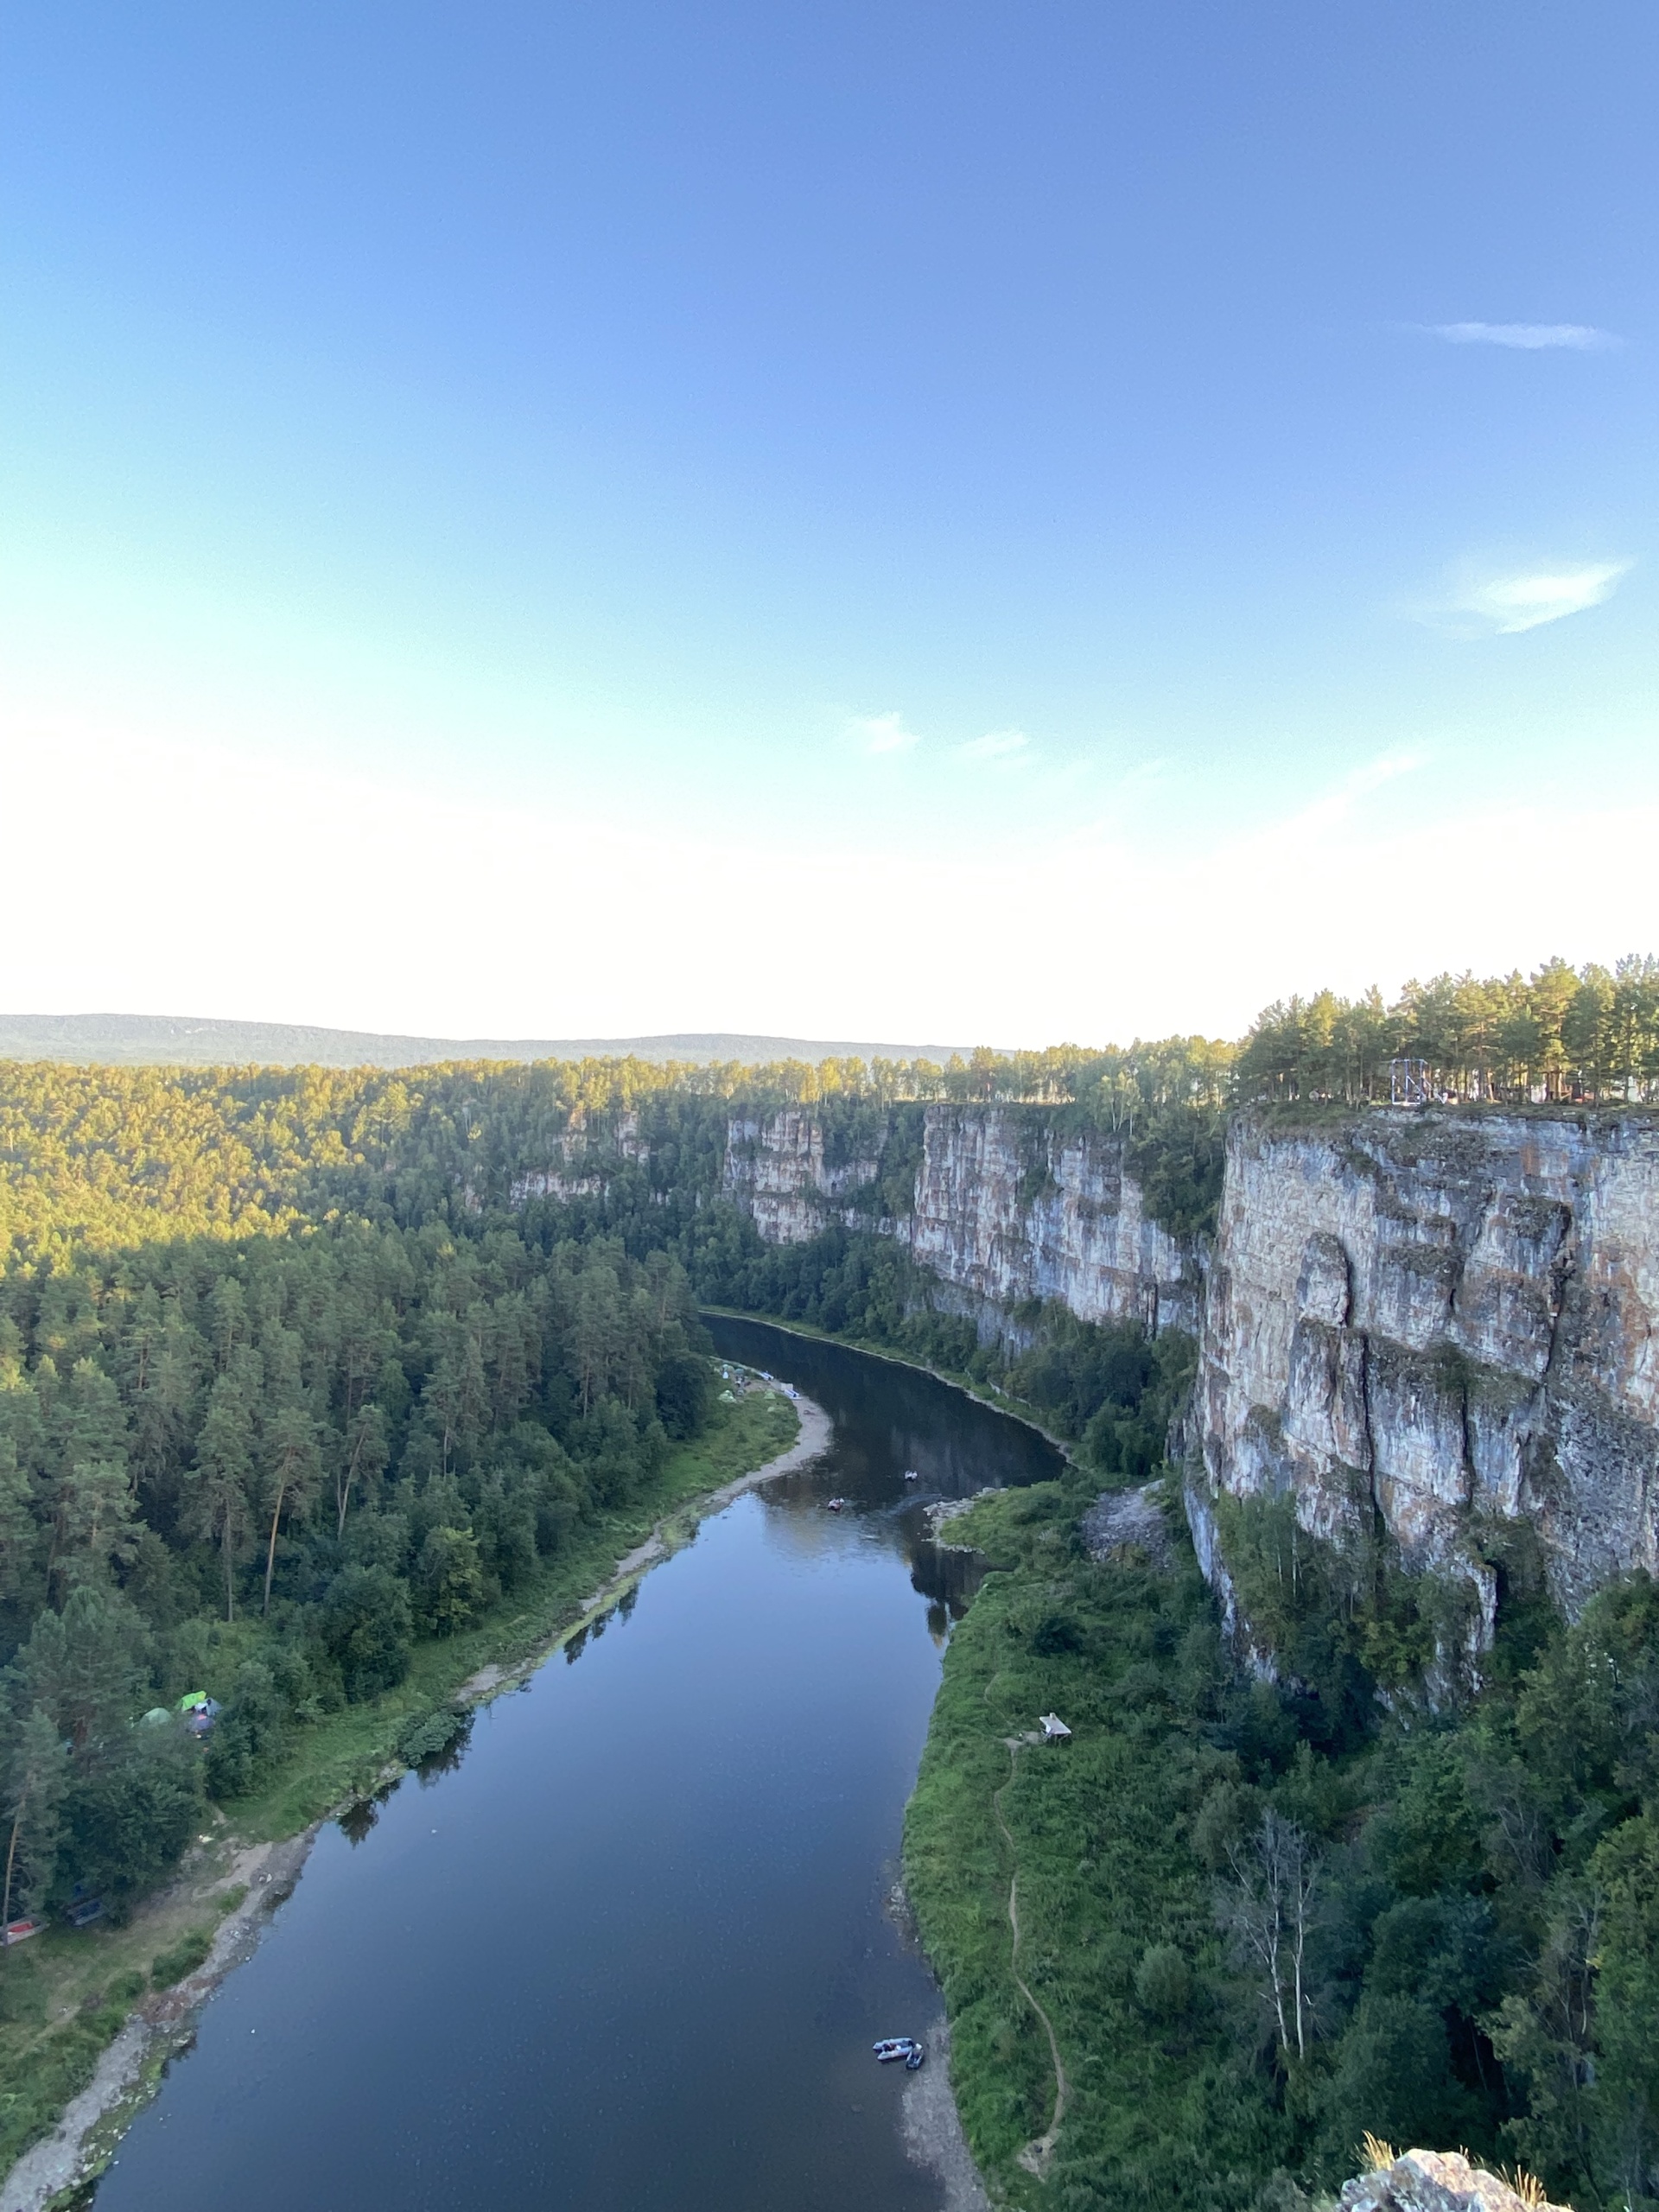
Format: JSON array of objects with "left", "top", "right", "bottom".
[
  {"left": 503, "top": 1092, "right": 1659, "bottom": 1660},
  {"left": 720, "top": 1110, "right": 883, "bottom": 1243},
  {"left": 906, "top": 1107, "right": 1198, "bottom": 1336},
  {"left": 1189, "top": 1111, "right": 1659, "bottom": 1632},
  {"left": 717, "top": 1104, "right": 1198, "bottom": 1338},
  {"left": 508, "top": 1109, "right": 649, "bottom": 1205},
  {"left": 1080, "top": 1482, "right": 1173, "bottom": 1569},
  {"left": 1340, "top": 2148, "right": 1570, "bottom": 2212}
]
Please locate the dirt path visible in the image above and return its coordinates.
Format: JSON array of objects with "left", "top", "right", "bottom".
[{"left": 983, "top": 1680, "right": 1070, "bottom": 2179}]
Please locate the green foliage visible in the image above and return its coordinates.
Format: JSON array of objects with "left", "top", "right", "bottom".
[
  {"left": 1128, "top": 1111, "right": 1230, "bottom": 1238},
  {"left": 0, "top": 1157, "right": 718, "bottom": 1901},
  {"left": 412, "top": 1526, "right": 486, "bottom": 1637},
  {"left": 653, "top": 1349, "right": 711, "bottom": 1440},
  {"left": 54, "top": 1729, "right": 204, "bottom": 1913},
  {"left": 149, "top": 1923, "right": 216, "bottom": 1987},
  {"left": 1236, "top": 955, "right": 1659, "bottom": 1106},
  {"left": 906, "top": 1461, "right": 1659, "bottom": 2212},
  {"left": 395, "top": 1705, "right": 468, "bottom": 1769},
  {"left": 320, "top": 1567, "right": 413, "bottom": 1700},
  {"left": 203, "top": 1659, "right": 288, "bottom": 1796},
  {"left": 1135, "top": 1941, "right": 1193, "bottom": 2020},
  {"left": 0, "top": 2008, "right": 118, "bottom": 2176}
]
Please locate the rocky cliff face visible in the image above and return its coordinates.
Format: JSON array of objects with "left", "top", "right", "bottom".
[
  {"left": 1188, "top": 1111, "right": 1659, "bottom": 1633},
  {"left": 906, "top": 1107, "right": 1198, "bottom": 1336},
  {"left": 508, "top": 1109, "right": 649, "bottom": 1205},
  {"left": 507, "top": 1092, "right": 1659, "bottom": 1645},
  {"left": 717, "top": 1104, "right": 1198, "bottom": 1338},
  {"left": 720, "top": 1111, "right": 884, "bottom": 1244}
]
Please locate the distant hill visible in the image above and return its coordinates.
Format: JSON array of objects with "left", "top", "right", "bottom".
[{"left": 0, "top": 1014, "right": 983, "bottom": 1070}]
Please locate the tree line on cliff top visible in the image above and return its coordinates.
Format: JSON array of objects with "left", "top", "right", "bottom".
[{"left": 4, "top": 954, "right": 1652, "bottom": 1264}]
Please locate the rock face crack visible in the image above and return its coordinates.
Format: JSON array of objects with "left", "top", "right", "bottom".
[
  {"left": 523, "top": 1098, "right": 1659, "bottom": 1654},
  {"left": 1188, "top": 1110, "right": 1659, "bottom": 1653}
]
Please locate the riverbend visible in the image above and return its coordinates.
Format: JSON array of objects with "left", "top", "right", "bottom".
[{"left": 80, "top": 1324, "right": 1058, "bottom": 2212}]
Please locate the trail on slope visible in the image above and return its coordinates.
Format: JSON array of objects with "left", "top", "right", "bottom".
[{"left": 984, "top": 1674, "right": 1070, "bottom": 2181}]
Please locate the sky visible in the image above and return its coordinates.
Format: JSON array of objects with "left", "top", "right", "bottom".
[{"left": 1, "top": 1, "right": 1654, "bottom": 1048}]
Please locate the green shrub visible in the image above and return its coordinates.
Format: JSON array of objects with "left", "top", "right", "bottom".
[
  {"left": 1135, "top": 1942, "right": 1192, "bottom": 2021},
  {"left": 396, "top": 1707, "right": 468, "bottom": 1769},
  {"left": 320, "top": 1564, "right": 413, "bottom": 1699},
  {"left": 54, "top": 1732, "right": 205, "bottom": 1913},
  {"left": 149, "top": 1925, "right": 215, "bottom": 1988}
]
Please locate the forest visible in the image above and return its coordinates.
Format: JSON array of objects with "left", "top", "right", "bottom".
[
  {"left": 3, "top": 952, "right": 1653, "bottom": 1273},
  {"left": 906, "top": 1470, "right": 1659, "bottom": 2212},
  {"left": 2, "top": 950, "right": 1658, "bottom": 2200},
  {"left": 0, "top": 1218, "right": 713, "bottom": 1940},
  {"left": 1236, "top": 955, "right": 1659, "bottom": 1107}
]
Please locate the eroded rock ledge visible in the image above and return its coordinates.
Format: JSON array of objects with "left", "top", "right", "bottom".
[{"left": 1341, "top": 2148, "right": 1572, "bottom": 2212}]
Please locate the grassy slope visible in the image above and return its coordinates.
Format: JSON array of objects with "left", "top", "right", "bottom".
[
  {"left": 0, "top": 1388, "right": 798, "bottom": 2182},
  {"left": 905, "top": 1479, "right": 1282, "bottom": 2212}
]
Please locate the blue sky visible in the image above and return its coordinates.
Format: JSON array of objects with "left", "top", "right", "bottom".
[{"left": 1, "top": 2, "right": 1653, "bottom": 1044}]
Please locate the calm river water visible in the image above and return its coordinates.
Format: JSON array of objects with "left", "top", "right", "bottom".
[{"left": 93, "top": 1319, "right": 1060, "bottom": 2212}]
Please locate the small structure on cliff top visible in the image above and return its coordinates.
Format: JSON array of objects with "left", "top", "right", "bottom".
[
  {"left": 1389, "top": 1057, "right": 1435, "bottom": 1106},
  {"left": 1039, "top": 1712, "right": 1071, "bottom": 1742}
]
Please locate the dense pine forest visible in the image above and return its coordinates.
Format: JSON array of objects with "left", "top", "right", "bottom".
[
  {"left": 2, "top": 950, "right": 1658, "bottom": 2201},
  {"left": 0, "top": 1220, "right": 713, "bottom": 1935}
]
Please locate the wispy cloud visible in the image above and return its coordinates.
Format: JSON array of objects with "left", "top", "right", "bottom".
[
  {"left": 1446, "top": 561, "right": 1632, "bottom": 635},
  {"left": 960, "top": 728, "right": 1030, "bottom": 761},
  {"left": 1430, "top": 321, "right": 1618, "bottom": 351},
  {"left": 1270, "top": 753, "right": 1426, "bottom": 845},
  {"left": 848, "top": 710, "right": 921, "bottom": 756}
]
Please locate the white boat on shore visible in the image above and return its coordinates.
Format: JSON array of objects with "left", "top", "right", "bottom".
[{"left": 873, "top": 2037, "right": 925, "bottom": 2069}]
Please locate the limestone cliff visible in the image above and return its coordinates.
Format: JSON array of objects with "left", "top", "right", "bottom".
[
  {"left": 906, "top": 1107, "right": 1198, "bottom": 1335},
  {"left": 720, "top": 1110, "right": 885, "bottom": 1243},
  {"left": 508, "top": 1109, "right": 649, "bottom": 1205},
  {"left": 1188, "top": 1110, "right": 1659, "bottom": 1637},
  {"left": 505, "top": 1092, "right": 1659, "bottom": 1649},
  {"left": 716, "top": 1103, "right": 1197, "bottom": 1338}
]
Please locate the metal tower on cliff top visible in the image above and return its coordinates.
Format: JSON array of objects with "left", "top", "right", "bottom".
[{"left": 1389, "top": 1058, "right": 1433, "bottom": 1107}]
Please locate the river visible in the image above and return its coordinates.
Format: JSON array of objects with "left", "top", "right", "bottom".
[{"left": 92, "top": 1319, "right": 1061, "bottom": 2212}]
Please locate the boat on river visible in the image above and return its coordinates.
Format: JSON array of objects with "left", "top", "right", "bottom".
[
  {"left": 903, "top": 1469, "right": 919, "bottom": 1482},
  {"left": 874, "top": 2037, "right": 925, "bottom": 2069}
]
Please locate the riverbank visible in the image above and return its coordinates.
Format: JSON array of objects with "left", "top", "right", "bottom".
[
  {"left": 697, "top": 1305, "right": 1084, "bottom": 1469},
  {"left": 0, "top": 1378, "right": 823, "bottom": 2212},
  {"left": 900, "top": 1475, "right": 1244, "bottom": 2212}
]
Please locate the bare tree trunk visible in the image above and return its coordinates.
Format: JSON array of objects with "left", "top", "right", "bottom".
[
  {"left": 1224, "top": 1810, "right": 1319, "bottom": 2069},
  {"left": 263, "top": 1480, "right": 287, "bottom": 1616},
  {"left": 337, "top": 1425, "right": 365, "bottom": 1540},
  {"left": 1, "top": 1796, "right": 25, "bottom": 1942}
]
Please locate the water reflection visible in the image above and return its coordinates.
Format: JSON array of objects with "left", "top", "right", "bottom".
[
  {"left": 92, "top": 1315, "right": 1063, "bottom": 2212},
  {"left": 707, "top": 1313, "right": 1060, "bottom": 1631}
]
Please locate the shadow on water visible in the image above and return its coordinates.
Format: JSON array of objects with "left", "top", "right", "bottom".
[
  {"left": 706, "top": 1312, "right": 1065, "bottom": 1630},
  {"left": 90, "top": 1316, "right": 1062, "bottom": 2212}
]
